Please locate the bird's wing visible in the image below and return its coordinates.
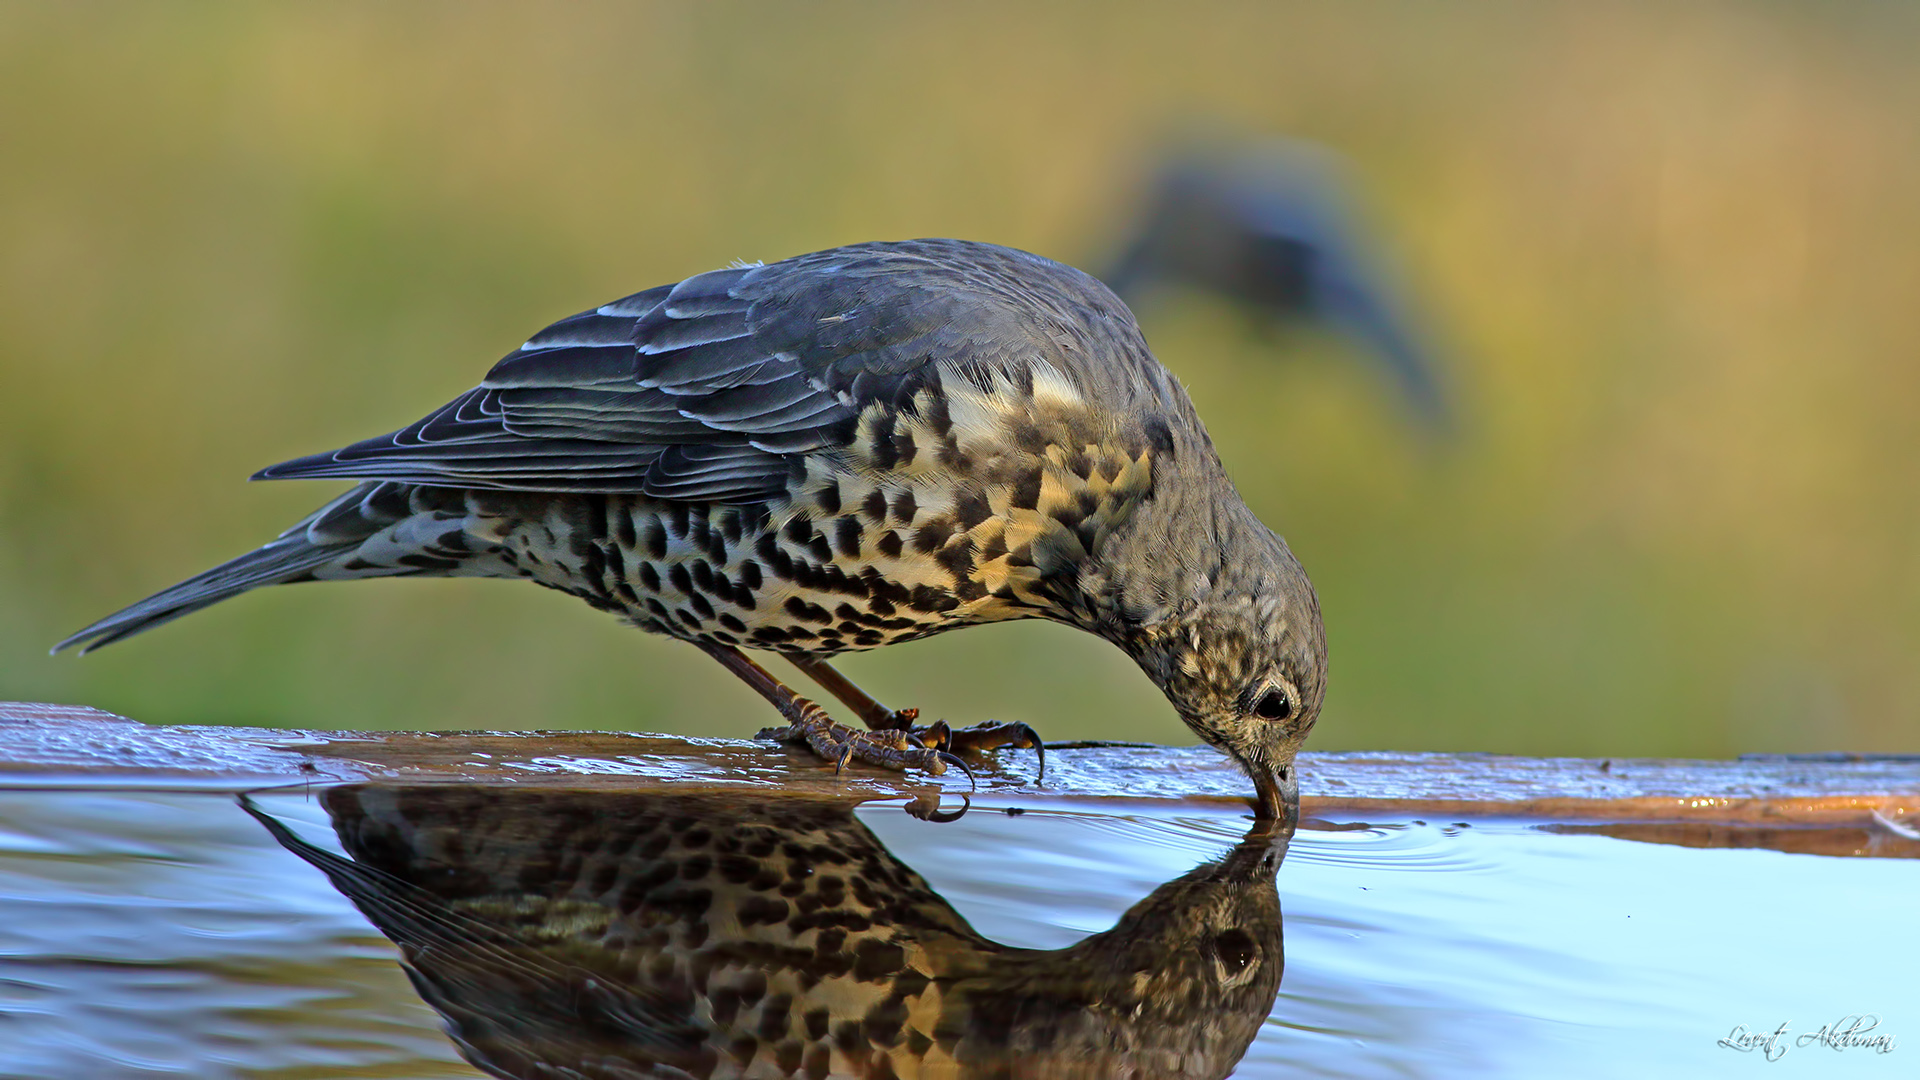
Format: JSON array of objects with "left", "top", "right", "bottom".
[{"left": 255, "top": 240, "right": 1104, "bottom": 503}]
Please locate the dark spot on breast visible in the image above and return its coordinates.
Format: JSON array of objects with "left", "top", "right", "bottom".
[
  {"left": 907, "top": 585, "right": 958, "bottom": 613},
  {"left": 691, "top": 560, "right": 715, "bottom": 592},
  {"left": 645, "top": 597, "right": 669, "bottom": 618},
  {"left": 767, "top": 1029, "right": 800, "bottom": 1065},
  {"left": 669, "top": 563, "right": 693, "bottom": 595},
  {"left": 863, "top": 1000, "right": 908, "bottom": 1049},
  {"left": 804, "top": 1008, "right": 831, "bottom": 1041},
  {"left": 832, "top": 1019, "right": 864, "bottom": 1054},
  {"left": 769, "top": 547, "right": 796, "bottom": 580},
  {"left": 665, "top": 504, "right": 689, "bottom": 537},
  {"left": 867, "top": 591, "right": 895, "bottom": 616},
  {"left": 862, "top": 488, "right": 888, "bottom": 523},
  {"left": 1008, "top": 469, "right": 1042, "bottom": 510},
  {"left": 921, "top": 390, "right": 952, "bottom": 436},
  {"left": 727, "top": 1034, "right": 757, "bottom": 1067},
  {"left": 752, "top": 626, "right": 791, "bottom": 643},
  {"left": 688, "top": 592, "right": 714, "bottom": 620},
  {"left": 835, "top": 517, "right": 863, "bottom": 558},
  {"left": 937, "top": 440, "right": 973, "bottom": 472},
  {"left": 719, "top": 612, "right": 746, "bottom": 632},
  {"left": 736, "top": 559, "right": 763, "bottom": 590},
  {"left": 953, "top": 489, "right": 992, "bottom": 530},
  {"left": 785, "top": 597, "right": 832, "bottom": 624},
  {"left": 934, "top": 537, "right": 975, "bottom": 581},
  {"left": 913, "top": 519, "right": 954, "bottom": 553},
  {"left": 739, "top": 894, "right": 791, "bottom": 926},
  {"left": 637, "top": 561, "right": 661, "bottom": 593},
  {"left": 876, "top": 531, "right": 903, "bottom": 558},
  {"left": 889, "top": 491, "right": 916, "bottom": 525},
  {"left": 718, "top": 853, "right": 760, "bottom": 884},
  {"left": 870, "top": 419, "right": 901, "bottom": 470},
  {"left": 1066, "top": 447, "right": 1094, "bottom": 479},
  {"left": 675, "top": 609, "right": 703, "bottom": 630},
  {"left": 643, "top": 520, "right": 668, "bottom": 559},
  {"left": 718, "top": 506, "right": 744, "bottom": 544},
  {"left": 867, "top": 576, "right": 910, "bottom": 606},
  {"left": 785, "top": 515, "right": 814, "bottom": 545},
  {"left": 853, "top": 940, "right": 906, "bottom": 982},
  {"left": 978, "top": 533, "right": 1008, "bottom": 561},
  {"left": 613, "top": 506, "right": 638, "bottom": 549},
  {"left": 808, "top": 535, "right": 833, "bottom": 563},
  {"left": 954, "top": 580, "right": 988, "bottom": 602},
  {"left": 1007, "top": 418, "right": 1047, "bottom": 454}
]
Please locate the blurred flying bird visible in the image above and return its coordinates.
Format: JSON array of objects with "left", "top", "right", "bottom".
[
  {"left": 58, "top": 239, "right": 1325, "bottom": 818},
  {"left": 1105, "top": 137, "right": 1449, "bottom": 428}
]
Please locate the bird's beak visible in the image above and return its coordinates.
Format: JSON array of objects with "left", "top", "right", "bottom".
[{"left": 1251, "top": 761, "right": 1301, "bottom": 826}]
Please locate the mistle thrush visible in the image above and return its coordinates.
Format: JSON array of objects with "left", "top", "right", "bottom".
[
  {"left": 248, "top": 786, "right": 1292, "bottom": 1079},
  {"left": 59, "top": 239, "right": 1327, "bottom": 817}
]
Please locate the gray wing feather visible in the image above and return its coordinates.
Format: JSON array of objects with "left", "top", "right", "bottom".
[{"left": 254, "top": 240, "right": 1142, "bottom": 502}]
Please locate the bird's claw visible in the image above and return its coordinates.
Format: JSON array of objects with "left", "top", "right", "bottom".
[
  {"left": 909, "top": 718, "right": 1046, "bottom": 782},
  {"left": 935, "top": 751, "right": 977, "bottom": 794}
]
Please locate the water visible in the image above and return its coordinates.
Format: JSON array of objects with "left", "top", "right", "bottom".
[{"left": 0, "top": 784, "right": 1911, "bottom": 1078}]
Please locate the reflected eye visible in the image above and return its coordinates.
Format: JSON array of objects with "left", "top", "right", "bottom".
[
  {"left": 1212, "top": 928, "right": 1257, "bottom": 975},
  {"left": 1252, "top": 687, "right": 1293, "bottom": 722}
]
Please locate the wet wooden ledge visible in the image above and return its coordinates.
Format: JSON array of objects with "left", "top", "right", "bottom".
[{"left": 2, "top": 702, "right": 1916, "bottom": 838}]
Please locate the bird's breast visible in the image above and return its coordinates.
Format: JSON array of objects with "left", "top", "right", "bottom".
[{"left": 462, "top": 365, "right": 1163, "bottom": 654}]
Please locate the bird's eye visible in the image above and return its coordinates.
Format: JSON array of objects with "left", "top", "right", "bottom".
[
  {"left": 1212, "top": 928, "right": 1257, "bottom": 974},
  {"left": 1252, "top": 686, "right": 1293, "bottom": 722}
]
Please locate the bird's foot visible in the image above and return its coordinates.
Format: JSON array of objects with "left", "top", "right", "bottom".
[
  {"left": 759, "top": 710, "right": 975, "bottom": 791},
  {"left": 907, "top": 719, "right": 1046, "bottom": 781}
]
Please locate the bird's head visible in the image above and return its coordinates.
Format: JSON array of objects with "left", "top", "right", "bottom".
[{"left": 1124, "top": 522, "right": 1326, "bottom": 819}]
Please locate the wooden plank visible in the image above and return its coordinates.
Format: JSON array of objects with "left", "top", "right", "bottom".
[{"left": 5, "top": 701, "right": 1915, "bottom": 831}]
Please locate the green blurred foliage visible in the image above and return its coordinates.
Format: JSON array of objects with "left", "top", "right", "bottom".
[{"left": 3, "top": 3, "right": 1918, "bottom": 755}]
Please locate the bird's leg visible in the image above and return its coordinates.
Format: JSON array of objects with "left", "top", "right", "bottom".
[
  {"left": 786, "top": 655, "right": 1045, "bottom": 779},
  {"left": 700, "top": 644, "right": 971, "bottom": 783},
  {"left": 784, "top": 655, "right": 920, "bottom": 731}
]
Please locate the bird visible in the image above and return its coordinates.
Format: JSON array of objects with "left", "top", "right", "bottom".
[
  {"left": 57, "top": 238, "right": 1327, "bottom": 817},
  {"left": 244, "top": 784, "right": 1292, "bottom": 1079},
  {"left": 1104, "top": 137, "right": 1449, "bottom": 429}
]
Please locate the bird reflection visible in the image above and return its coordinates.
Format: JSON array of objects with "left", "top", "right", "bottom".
[
  {"left": 246, "top": 787, "right": 1291, "bottom": 1080},
  {"left": 1105, "top": 136, "right": 1449, "bottom": 428}
]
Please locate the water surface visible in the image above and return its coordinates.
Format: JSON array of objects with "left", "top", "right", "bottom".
[{"left": 0, "top": 783, "right": 1911, "bottom": 1078}]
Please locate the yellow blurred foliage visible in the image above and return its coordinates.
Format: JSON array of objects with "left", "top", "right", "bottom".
[{"left": 3, "top": 3, "right": 1917, "bottom": 755}]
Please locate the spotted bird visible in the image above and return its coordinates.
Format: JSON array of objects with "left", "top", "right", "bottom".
[
  {"left": 245, "top": 786, "right": 1292, "bottom": 1079},
  {"left": 57, "top": 239, "right": 1326, "bottom": 816}
]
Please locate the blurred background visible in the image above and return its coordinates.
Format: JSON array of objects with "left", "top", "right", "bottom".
[{"left": 3, "top": 3, "right": 1917, "bottom": 757}]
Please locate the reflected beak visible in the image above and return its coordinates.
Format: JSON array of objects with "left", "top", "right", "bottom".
[{"left": 1251, "top": 761, "right": 1301, "bottom": 825}]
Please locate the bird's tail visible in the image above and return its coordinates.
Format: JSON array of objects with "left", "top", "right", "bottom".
[{"left": 53, "top": 481, "right": 436, "bottom": 654}]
